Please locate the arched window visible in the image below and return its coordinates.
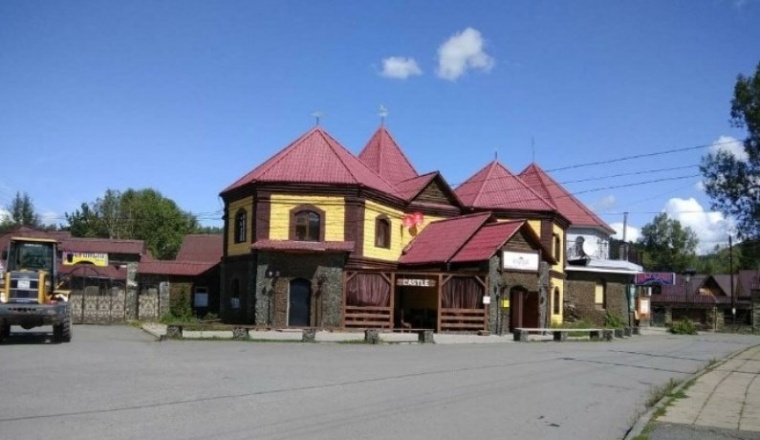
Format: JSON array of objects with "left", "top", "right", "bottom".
[
  {"left": 553, "top": 287, "right": 561, "bottom": 315},
  {"left": 290, "top": 206, "right": 324, "bottom": 242},
  {"left": 234, "top": 209, "right": 247, "bottom": 243},
  {"left": 375, "top": 216, "right": 391, "bottom": 248},
  {"left": 553, "top": 234, "right": 561, "bottom": 263}
]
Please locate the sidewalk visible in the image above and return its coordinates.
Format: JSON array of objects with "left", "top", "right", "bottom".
[{"left": 648, "top": 344, "right": 760, "bottom": 439}]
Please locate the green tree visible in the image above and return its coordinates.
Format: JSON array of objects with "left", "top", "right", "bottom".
[
  {"left": 65, "top": 188, "right": 198, "bottom": 260},
  {"left": 637, "top": 213, "right": 698, "bottom": 272},
  {"left": 0, "top": 192, "right": 41, "bottom": 232},
  {"left": 701, "top": 62, "right": 760, "bottom": 244},
  {"left": 120, "top": 189, "right": 198, "bottom": 260},
  {"left": 696, "top": 243, "right": 743, "bottom": 274}
]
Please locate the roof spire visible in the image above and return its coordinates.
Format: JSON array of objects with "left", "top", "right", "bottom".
[
  {"left": 311, "top": 111, "right": 323, "bottom": 126},
  {"left": 494, "top": 148, "right": 498, "bottom": 161},
  {"left": 379, "top": 105, "right": 389, "bottom": 125}
]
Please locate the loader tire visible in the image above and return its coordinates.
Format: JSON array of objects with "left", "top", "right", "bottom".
[
  {"left": 54, "top": 315, "right": 72, "bottom": 343},
  {"left": 0, "top": 323, "right": 9, "bottom": 342}
]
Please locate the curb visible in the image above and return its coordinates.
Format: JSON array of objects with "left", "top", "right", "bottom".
[{"left": 623, "top": 343, "right": 760, "bottom": 440}]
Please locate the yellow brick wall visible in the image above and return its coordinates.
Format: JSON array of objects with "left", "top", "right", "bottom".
[
  {"left": 269, "top": 195, "right": 345, "bottom": 241},
  {"left": 226, "top": 196, "right": 254, "bottom": 256},
  {"left": 550, "top": 278, "right": 564, "bottom": 324},
  {"left": 363, "top": 201, "right": 446, "bottom": 261},
  {"left": 552, "top": 223, "right": 565, "bottom": 274}
]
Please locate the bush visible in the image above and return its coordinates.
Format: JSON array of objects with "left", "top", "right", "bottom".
[
  {"left": 160, "top": 284, "right": 194, "bottom": 323},
  {"left": 604, "top": 313, "right": 626, "bottom": 329},
  {"left": 670, "top": 319, "right": 698, "bottom": 335}
]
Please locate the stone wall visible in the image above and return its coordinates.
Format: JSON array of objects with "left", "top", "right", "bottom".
[
  {"left": 220, "top": 254, "right": 257, "bottom": 324},
  {"left": 256, "top": 251, "right": 345, "bottom": 328},
  {"left": 564, "top": 272, "right": 629, "bottom": 327},
  {"left": 487, "top": 256, "right": 545, "bottom": 334}
]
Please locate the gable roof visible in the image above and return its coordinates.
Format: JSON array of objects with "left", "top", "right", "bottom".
[
  {"left": 138, "top": 261, "right": 217, "bottom": 277},
  {"left": 176, "top": 234, "right": 223, "bottom": 263},
  {"left": 0, "top": 227, "right": 146, "bottom": 256},
  {"left": 455, "top": 161, "right": 557, "bottom": 212},
  {"left": 399, "top": 212, "right": 493, "bottom": 265},
  {"left": 395, "top": 173, "right": 437, "bottom": 200},
  {"left": 221, "top": 127, "right": 403, "bottom": 200},
  {"left": 738, "top": 270, "right": 760, "bottom": 296},
  {"left": 450, "top": 221, "right": 526, "bottom": 263},
  {"left": 61, "top": 238, "right": 146, "bottom": 255},
  {"left": 358, "top": 126, "right": 419, "bottom": 185},
  {"left": 519, "top": 163, "right": 615, "bottom": 234}
]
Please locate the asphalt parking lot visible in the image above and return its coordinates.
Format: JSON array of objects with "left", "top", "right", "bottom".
[{"left": 1, "top": 326, "right": 757, "bottom": 440}]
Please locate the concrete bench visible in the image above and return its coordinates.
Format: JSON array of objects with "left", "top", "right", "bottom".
[
  {"left": 364, "top": 329, "right": 435, "bottom": 344},
  {"left": 514, "top": 328, "right": 613, "bottom": 342}
]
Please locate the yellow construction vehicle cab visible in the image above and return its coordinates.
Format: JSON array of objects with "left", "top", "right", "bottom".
[{"left": 0, "top": 237, "right": 72, "bottom": 342}]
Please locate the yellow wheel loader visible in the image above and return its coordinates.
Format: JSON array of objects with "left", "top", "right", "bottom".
[{"left": 0, "top": 237, "right": 71, "bottom": 343}]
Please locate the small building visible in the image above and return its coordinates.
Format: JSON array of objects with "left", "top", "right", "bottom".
[
  {"left": 218, "top": 125, "right": 568, "bottom": 332},
  {"left": 518, "top": 163, "right": 642, "bottom": 326}
]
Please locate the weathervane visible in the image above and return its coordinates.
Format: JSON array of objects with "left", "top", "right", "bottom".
[
  {"left": 379, "top": 105, "right": 389, "bottom": 125},
  {"left": 311, "top": 111, "right": 323, "bottom": 126}
]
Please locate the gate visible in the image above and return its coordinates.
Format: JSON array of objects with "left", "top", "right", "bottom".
[{"left": 67, "top": 265, "right": 127, "bottom": 324}]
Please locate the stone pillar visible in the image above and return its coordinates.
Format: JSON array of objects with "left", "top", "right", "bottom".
[
  {"left": 159, "top": 281, "right": 171, "bottom": 319},
  {"left": 125, "top": 263, "right": 138, "bottom": 320},
  {"left": 302, "top": 328, "right": 316, "bottom": 342},
  {"left": 418, "top": 329, "right": 435, "bottom": 344},
  {"left": 232, "top": 327, "right": 249, "bottom": 340},
  {"left": 365, "top": 329, "right": 380, "bottom": 344},
  {"left": 752, "top": 290, "right": 760, "bottom": 332},
  {"left": 166, "top": 325, "right": 182, "bottom": 339}
]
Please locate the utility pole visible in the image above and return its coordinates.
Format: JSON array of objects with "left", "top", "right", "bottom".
[
  {"left": 730, "top": 233, "right": 736, "bottom": 331},
  {"left": 622, "top": 212, "right": 629, "bottom": 260}
]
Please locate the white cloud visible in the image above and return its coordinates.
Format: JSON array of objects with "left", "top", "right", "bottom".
[
  {"left": 610, "top": 222, "right": 641, "bottom": 243},
  {"left": 436, "top": 27, "right": 494, "bottom": 81},
  {"left": 0, "top": 208, "right": 9, "bottom": 223},
  {"left": 663, "top": 197, "right": 732, "bottom": 255},
  {"left": 709, "top": 135, "right": 747, "bottom": 161},
  {"left": 379, "top": 57, "right": 423, "bottom": 79}
]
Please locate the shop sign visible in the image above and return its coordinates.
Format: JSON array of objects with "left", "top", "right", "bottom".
[
  {"left": 396, "top": 278, "right": 436, "bottom": 288},
  {"left": 502, "top": 251, "right": 539, "bottom": 271},
  {"left": 63, "top": 252, "right": 109, "bottom": 267},
  {"left": 635, "top": 272, "right": 675, "bottom": 286},
  {"left": 638, "top": 297, "right": 650, "bottom": 315}
]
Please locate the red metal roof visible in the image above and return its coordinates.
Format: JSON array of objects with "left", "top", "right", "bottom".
[
  {"left": 395, "top": 173, "right": 437, "bottom": 200},
  {"left": 176, "top": 234, "right": 223, "bottom": 263},
  {"left": 0, "top": 227, "right": 71, "bottom": 253},
  {"left": 399, "top": 213, "right": 492, "bottom": 265},
  {"left": 450, "top": 221, "right": 524, "bottom": 263},
  {"left": 358, "top": 126, "right": 419, "bottom": 185},
  {"left": 251, "top": 240, "right": 355, "bottom": 253},
  {"left": 61, "top": 238, "right": 145, "bottom": 255},
  {"left": 138, "top": 261, "right": 217, "bottom": 277},
  {"left": 222, "top": 127, "right": 403, "bottom": 199},
  {"left": 59, "top": 264, "right": 127, "bottom": 280},
  {"left": 519, "top": 163, "right": 615, "bottom": 234},
  {"left": 455, "top": 161, "right": 557, "bottom": 212}
]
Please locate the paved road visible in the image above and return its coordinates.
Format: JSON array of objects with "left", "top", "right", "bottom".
[{"left": 0, "top": 326, "right": 757, "bottom": 440}]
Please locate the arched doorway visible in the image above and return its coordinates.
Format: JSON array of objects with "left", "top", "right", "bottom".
[
  {"left": 509, "top": 286, "right": 539, "bottom": 331},
  {"left": 288, "top": 278, "right": 311, "bottom": 327}
]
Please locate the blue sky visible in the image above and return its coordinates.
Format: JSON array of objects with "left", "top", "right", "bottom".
[{"left": 1, "top": 0, "right": 758, "bottom": 253}]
